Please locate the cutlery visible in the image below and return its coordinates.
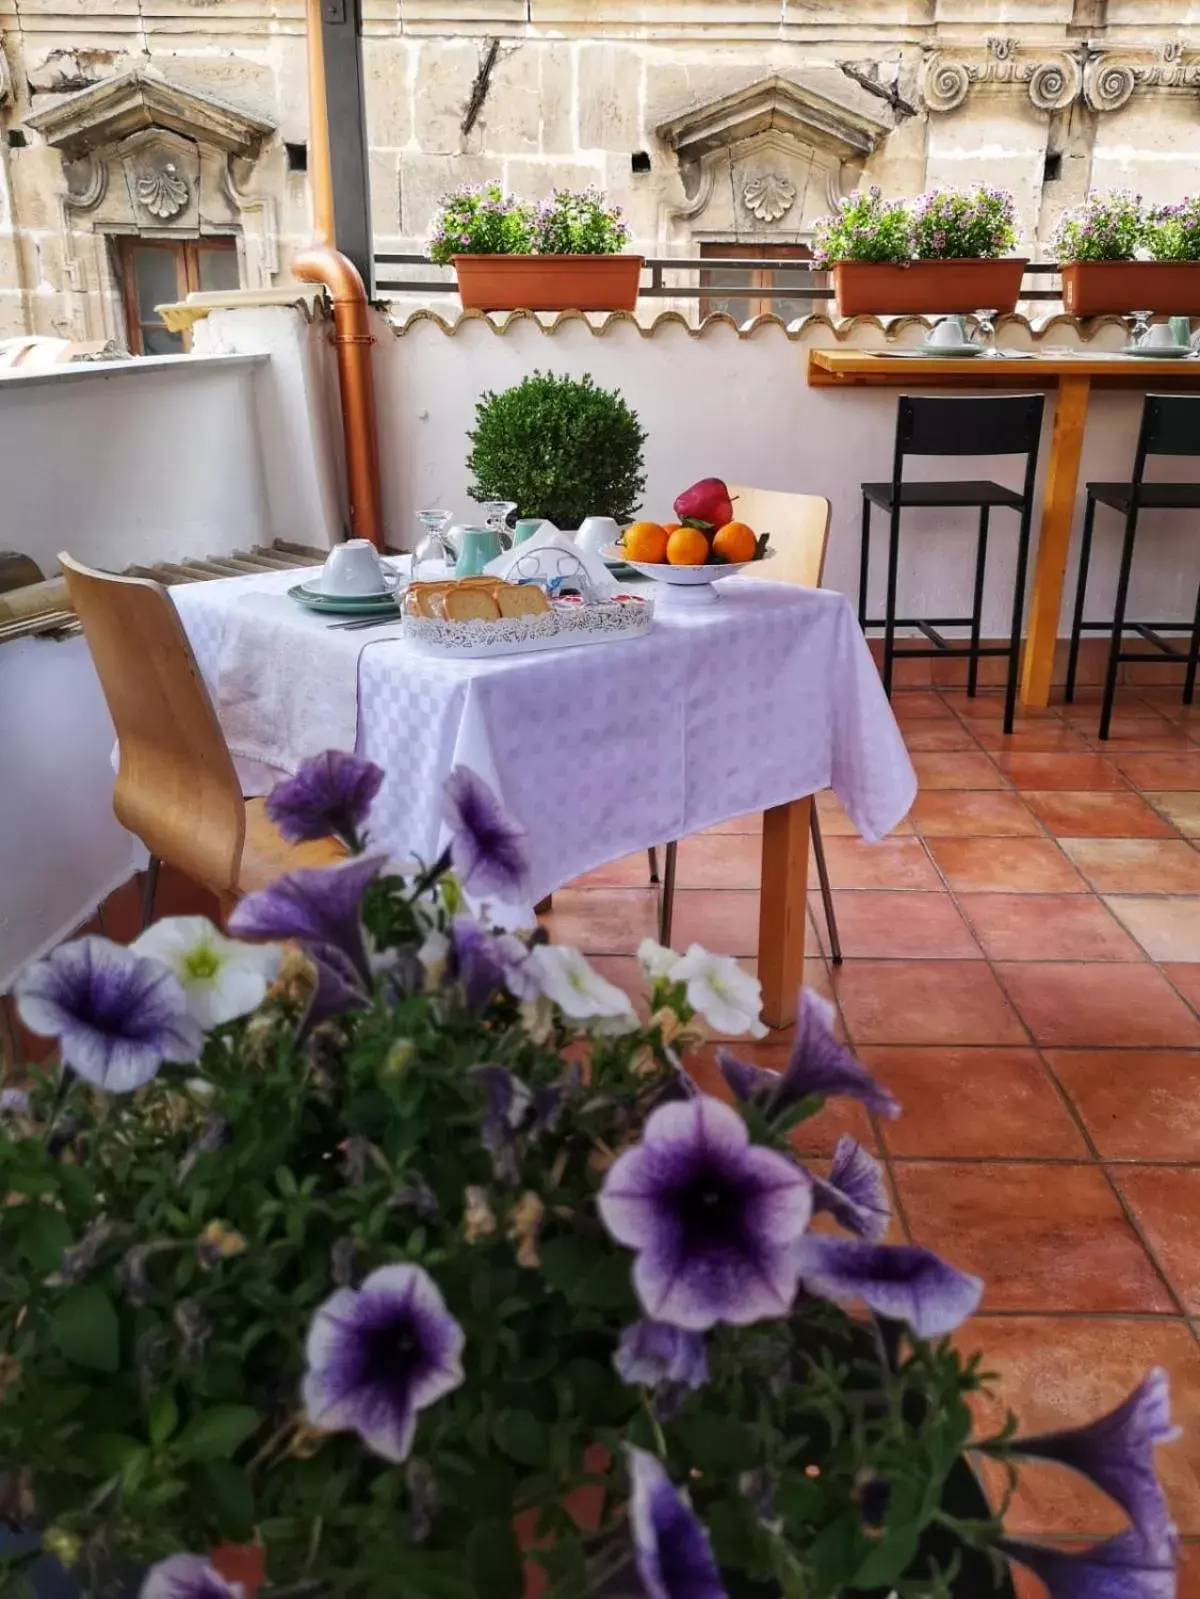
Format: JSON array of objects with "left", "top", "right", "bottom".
[{"left": 326, "top": 614, "right": 404, "bottom": 631}]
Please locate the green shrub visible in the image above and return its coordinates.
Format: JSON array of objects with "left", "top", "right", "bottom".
[{"left": 466, "top": 371, "right": 647, "bottom": 529}]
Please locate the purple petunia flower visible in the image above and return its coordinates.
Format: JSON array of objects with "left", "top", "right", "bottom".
[
  {"left": 139, "top": 1554, "right": 242, "bottom": 1598},
  {"left": 628, "top": 1447, "right": 726, "bottom": 1599},
  {"left": 228, "top": 855, "right": 387, "bottom": 985},
  {"left": 1004, "top": 1370, "right": 1178, "bottom": 1556},
  {"left": 598, "top": 1095, "right": 812, "bottom": 1331},
  {"left": 795, "top": 1235, "right": 982, "bottom": 1338},
  {"left": 303, "top": 1263, "right": 465, "bottom": 1463},
  {"left": 442, "top": 767, "right": 530, "bottom": 901},
  {"left": 808, "top": 1136, "right": 891, "bottom": 1242},
  {"left": 717, "top": 989, "right": 899, "bottom": 1121},
  {"left": 265, "top": 750, "right": 384, "bottom": 851},
  {"left": 449, "top": 917, "right": 508, "bottom": 1012},
  {"left": 1000, "top": 1531, "right": 1176, "bottom": 1599},
  {"left": 15, "top": 937, "right": 202, "bottom": 1093},
  {"left": 615, "top": 1321, "right": 708, "bottom": 1392},
  {"left": 0, "top": 1088, "right": 31, "bottom": 1116}
]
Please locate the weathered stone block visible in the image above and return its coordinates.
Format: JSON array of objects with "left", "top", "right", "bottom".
[
  {"left": 502, "top": 156, "right": 603, "bottom": 203},
  {"left": 477, "top": 44, "right": 540, "bottom": 156},
  {"left": 364, "top": 38, "right": 415, "bottom": 150},
  {"left": 401, "top": 0, "right": 527, "bottom": 34},
  {"left": 413, "top": 39, "right": 489, "bottom": 155},
  {"left": 578, "top": 44, "right": 641, "bottom": 150},
  {"left": 8, "top": 147, "right": 67, "bottom": 233},
  {"left": 149, "top": 54, "right": 277, "bottom": 121},
  {"left": 536, "top": 43, "right": 575, "bottom": 156},
  {"left": 398, "top": 151, "right": 499, "bottom": 238},
  {"left": 370, "top": 148, "right": 401, "bottom": 236}
]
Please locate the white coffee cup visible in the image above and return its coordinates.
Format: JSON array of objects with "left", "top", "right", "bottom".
[
  {"left": 1144, "top": 321, "right": 1178, "bottom": 349},
  {"left": 576, "top": 516, "right": 621, "bottom": 557},
  {"left": 927, "top": 316, "right": 969, "bottom": 348},
  {"left": 321, "top": 539, "right": 395, "bottom": 596}
]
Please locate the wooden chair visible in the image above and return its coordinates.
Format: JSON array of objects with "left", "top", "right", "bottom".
[
  {"left": 60, "top": 554, "right": 343, "bottom": 926},
  {"left": 648, "top": 488, "right": 842, "bottom": 964}
]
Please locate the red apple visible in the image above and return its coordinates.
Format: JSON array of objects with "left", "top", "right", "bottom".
[{"left": 673, "top": 477, "right": 734, "bottom": 531}]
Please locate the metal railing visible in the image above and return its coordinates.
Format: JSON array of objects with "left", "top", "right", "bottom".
[{"left": 374, "top": 253, "right": 1066, "bottom": 303}]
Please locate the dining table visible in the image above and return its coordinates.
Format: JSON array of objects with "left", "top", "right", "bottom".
[
  {"left": 171, "top": 559, "right": 916, "bottom": 1031},
  {"left": 807, "top": 346, "right": 1200, "bottom": 709}
]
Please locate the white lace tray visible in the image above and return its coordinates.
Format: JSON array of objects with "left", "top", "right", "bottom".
[{"left": 401, "top": 596, "right": 655, "bottom": 659}]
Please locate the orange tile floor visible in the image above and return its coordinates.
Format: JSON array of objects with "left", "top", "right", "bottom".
[
  {"left": 11, "top": 681, "right": 1200, "bottom": 1593},
  {"left": 544, "top": 683, "right": 1200, "bottom": 1595}
]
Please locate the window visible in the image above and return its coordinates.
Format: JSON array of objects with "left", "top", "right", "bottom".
[
  {"left": 118, "top": 237, "right": 240, "bottom": 355},
  {"left": 698, "top": 242, "right": 821, "bottom": 323}
]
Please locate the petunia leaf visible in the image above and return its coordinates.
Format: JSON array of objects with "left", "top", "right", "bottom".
[
  {"left": 19, "top": 1208, "right": 73, "bottom": 1274},
  {"left": 465, "top": 1518, "right": 523, "bottom": 1599},
  {"left": 492, "top": 1409, "right": 549, "bottom": 1468},
  {"left": 198, "top": 1460, "right": 257, "bottom": 1544},
  {"left": 147, "top": 1389, "right": 179, "bottom": 1446},
  {"left": 50, "top": 1285, "right": 120, "bottom": 1373},
  {"left": 175, "top": 1404, "right": 260, "bottom": 1461}
]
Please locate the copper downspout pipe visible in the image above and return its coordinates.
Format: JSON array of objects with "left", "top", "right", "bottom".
[{"left": 297, "top": 0, "right": 385, "bottom": 550}]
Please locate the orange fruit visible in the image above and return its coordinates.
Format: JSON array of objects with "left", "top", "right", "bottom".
[
  {"left": 623, "top": 521, "right": 669, "bottom": 564},
  {"left": 712, "top": 521, "right": 757, "bottom": 564},
  {"left": 661, "top": 522, "right": 682, "bottom": 534},
  {"left": 666, "top": 526, "right": 711, "bottom": 566}
]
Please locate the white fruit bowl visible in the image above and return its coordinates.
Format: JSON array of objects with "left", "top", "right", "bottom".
[{"left": 601, "top": 545, "right": 775, "bottom": 607}]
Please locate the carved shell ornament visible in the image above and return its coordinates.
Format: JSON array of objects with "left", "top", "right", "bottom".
[
  {"left": 742, "top": 173, "right": 796, "bottom": 224},
  {"left": 136, "top": 161, "right": 190, "bottom": 220}
]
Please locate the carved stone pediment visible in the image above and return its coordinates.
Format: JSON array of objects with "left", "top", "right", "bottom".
[
  {"left": 921, "top": 37, "right": 1200, "bottom": 115},
  {"left": 118, "top": 129, "right": 200, "bottom": 229},
  {"left": 26, "top": 69, "right": 274, "bottom": 160},
  {"left": 656, "top": 73, "right": 891, "bottom": 165}
]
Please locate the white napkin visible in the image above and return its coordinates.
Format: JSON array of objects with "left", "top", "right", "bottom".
[{"left": 482, "top": 523, "right": 619, "bottom": 597}]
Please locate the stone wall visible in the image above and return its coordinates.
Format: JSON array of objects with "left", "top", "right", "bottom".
[{"left": 5, "top": 1, "right": 1200, "bottom": 339}]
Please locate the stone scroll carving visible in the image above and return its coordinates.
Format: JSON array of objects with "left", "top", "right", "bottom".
[{"left": 922, "top": 38, "right": 1199, "bottom": 115}]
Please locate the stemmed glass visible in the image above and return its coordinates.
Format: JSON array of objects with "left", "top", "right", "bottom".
[
  {"left": 974, "top": 308, "right": 998, "bottom": 355},
  {"left": 413, "top": 508, "right": 453, "bottom": 575},
  {"left": 1129, "top": 309, "right": 1152, "bottom": 347},
  {"left": 479, "top": 500, "right": 518, "bottom": 551}
]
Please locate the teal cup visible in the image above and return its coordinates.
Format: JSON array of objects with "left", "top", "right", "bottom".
[
  {"left": 1171, "top": 316, "right": 1192, "bottom": 346},
  {"left": 513, "top": 518, "right": 543, "bottom": 546},
  {"left": 454, "top": 526, "right": 503, "bottom": 577}
]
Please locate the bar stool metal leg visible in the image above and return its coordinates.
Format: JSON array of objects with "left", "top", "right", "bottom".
[
  {"left": 647, "top": 846, "right": 660, "bottom": 884},
  {"left": 1099, "top": 509, "right": 1140, "bottom": 741},
  {"left": 858, "top": 496, "right": 872, "bottom": 632},
  {"left": 1004, "top": 501, "right": 1035, "bottom": 737},
  {"left": 810, "top": 807, "right": 841, "bottom": 966},
  {"left": 882, "top": 506, "right": 901, "bottom": 699},
  {"left": 658, "top": 841, "right": 677, "bottom": 947},
  {"left": 1065, "top": 494, "right": 1098, "bottom": 705},
  {"left": 1184, "top": 577, "right": 1200, "bottom": 706},
  {"left": 968, "top": 505, "right": 990, "bottom": 699}
]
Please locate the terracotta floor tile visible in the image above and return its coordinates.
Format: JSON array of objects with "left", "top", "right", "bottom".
[
  {"left": 1104, "top": 895, "right": 1200, "bottom": 961},
  {"left": 820, "top": 835, "right": 940, "bottom": 890},
  {"left": 1164, "top": 963, "right": 1200, "bottom": 1013},
  {"left": 153, "top": 864, "right": 223, "bottom": 922},
  {"left": 997, "top": 962, "right": 1200, "bottom": 1047},
  {"left": 992, "top": 752, "right": 1127, "bottom": 791},
  {"left": 97, "top": 875, "right": 145, "bottom": 944},
  {"left": 538, "top": 888, "right": 659, "bottom": 954},
  {"left": 570, "top": 851, "right": 651, "bottom": 889},
  {"left": 673, "top": 833, "right": 762, "bottom": 891},
  {"left": 890, "top": 689, "right": 957, "bottom": 718},
  {"left": 944, "top": 691, "right": 1060, "bottom": 722},
  {"left": 897, "top": 1162, "right": 1174, "bottom": 1312},
  {"left": 863, "top": 1046, "right": 1087, "bottom": 1158},
  {"left": 686, "top": 1042, "right": 876, "bottom": 1157},
  {"left": 958, "top": 893, "right": 1141, "bottom": 962},
  {"left": 1115, "top": 753, "right": 1200, "bottom": 790},
  {"left": 1116, "top": 1167, "right": 1200, "bottom": 1313},
  {"left": 815, "top": 891, "right": 982, "bottom": 958},
  {"left": 1061, "top": 690, "right": 1168, "bottom": 723},
  {"left": 834, "top": 960, "right": 1026, "bottom": 1046},
  {"left": 928, "top": 838, "right": 1086, "bottom": 894},
  {"left": 1143, "top": 791, "right": 1200, "bottom": 835},
  {"left": 814, "top": 791, "right": 912, "bottom": 838},
  {"left": 909, "top": 790, "right": 1040, "bottom": 837},
  {"left": 899, "top": 721, "right": 982, "bottom": 752},
  {"left": 1048, "top": 1048, "right": 1200, "bottom": 1161},
  {"left": 911, "top": 751, "right": 1007, "bottom": 790},
  {"left": 1060, "top": 836, "right": 1200, "bottom": 892},
  {"left": 1022, "top": 789, "right": 1176, "bottom": 838},
  {"left": 669, "top": 890, "right": 789, "bottom": 959},
  {"left": 1080, "top": 717, "right": 1195, "bottom": 752},
  {"left": 701, "top": 811, "right": 762, "bottom": 836},
  {"left": 956, "top": 1317, "right": 1200, "bottom": 1536},
  {"left": 971, "top": 723, "right": 1090, "bottom": 753}
]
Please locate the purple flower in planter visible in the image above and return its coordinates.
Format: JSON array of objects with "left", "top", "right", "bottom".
[
  {"left": 0, "top": 1088, "right": 30, "bottom": 1116},
  {"left": 999, "top": 1531, "right": 1177, "bottom": 1599},
  {"left": 265, "top": 750, "right": 384, "bottom": 850},
  {"left": 442, "top": 766, "right": 530, "bottom": 901},
  {"left": 628, "top": 1447, "right": 726, "bottom": 1599},
  {"left": 615, "top": 1321, "right": 708, "bottom": 1392},
  {"left": 228, "top": 854, "right": 387, "bottom": 985},
  {"left": 1002, "top": 1369, "right": 1178, "bottom": 1557},
  {"left": 139, "top": 1555, "right": 242, "bottom": 1598},
  {"left": 795, "top": 1235, "right": 982, "bottom": 1338},
  {"left": 15, "top": 937, "right": 203, "bottom": 1093},
  {"left": 717, "top": 989, "right": 899, "bottom": 1121},
  {"left": 450, "top": 917, "right": 508, "bottom": 1012},
  {"left": 598, "top": 1095, "right": 812, "bottom": 1331},
  {"left": 303, "top": 1263, "right": 465, "bottom": 1463},
  {"left": 808, "top": 1137, "right": 891, "bottom": 1242}
]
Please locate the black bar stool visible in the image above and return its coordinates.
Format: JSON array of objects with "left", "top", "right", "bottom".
[
  {"left": 1065, "top": 393, "right": 1200, "bottom": 740},
  {"left": 858, "top": 394, "right": 1045, "bottom": 734}
]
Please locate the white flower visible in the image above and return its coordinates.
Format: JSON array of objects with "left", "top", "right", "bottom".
[
  {"left": 417, "top": 927, "right": 450, "bottom": 987},
  {"left": 132, "top": 917, "right": 281, "bottom": 1031},
  {"left": 637, "top": 938, "right": 680, "bottom": 982},
  {"left": 527, "top": 945, "right": 638, "bottom": 1031},
  {"left": 669, "top": 945, "right": 767, "bottom": 1039}
]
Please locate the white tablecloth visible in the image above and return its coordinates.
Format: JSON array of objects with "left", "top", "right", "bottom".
[{"left": 172, "top": 566, "right": 916, "bottom": 912}]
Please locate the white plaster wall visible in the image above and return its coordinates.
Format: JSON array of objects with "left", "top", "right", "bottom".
[
  {"left": 377, "top": 314, "right": 1200, "bottom": 637},
  {"left": 0, "top": 353, "right": 273, "bottom": 579}
]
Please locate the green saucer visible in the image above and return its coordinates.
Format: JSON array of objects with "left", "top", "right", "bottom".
[{"left": 288, "top": 582, "right": 402, "bottom": 616}]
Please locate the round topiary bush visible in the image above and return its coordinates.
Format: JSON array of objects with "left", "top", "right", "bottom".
[{"left": 465, "top": 370, "right": 647, "bottom": 530}]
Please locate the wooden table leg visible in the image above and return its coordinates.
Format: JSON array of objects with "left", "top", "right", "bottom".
[
  {"left": 1020, "top": 375, "right": 1091, "bottom": 708},
  {"left": 758, "top": 796, "right": 812, "bottom": 1031}
]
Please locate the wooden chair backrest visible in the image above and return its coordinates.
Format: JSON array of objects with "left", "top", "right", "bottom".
[
  {"left": 726, "top": 486, "right": 831, "bottom": 589},
  {"left": 59, "top": 553, "right": 246, "bottom": 896}
]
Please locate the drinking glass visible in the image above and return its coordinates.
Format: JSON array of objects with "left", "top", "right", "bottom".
[
  {"left": 413, "top": 508, "right": 453, "bottom": 575},
  {"left": 479, "top": 500, "right": 518, "bottom": 550},
  {"left": 1129, "top": 309, "right": 1152, "bottom": 346},
  {"left": 974, "top": 309, "right": 997, "bottom": 355}
]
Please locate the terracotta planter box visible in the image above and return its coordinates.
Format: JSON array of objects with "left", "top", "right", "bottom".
[
  {"left": 832, "top": 258, "right": 1029, "bottom": 317},
  {"left": 453, "top": 254, "right": 644, "bottom": 313},
  {"left": 1061, "top": 260, "right": 1200, "bottom": 316}
]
